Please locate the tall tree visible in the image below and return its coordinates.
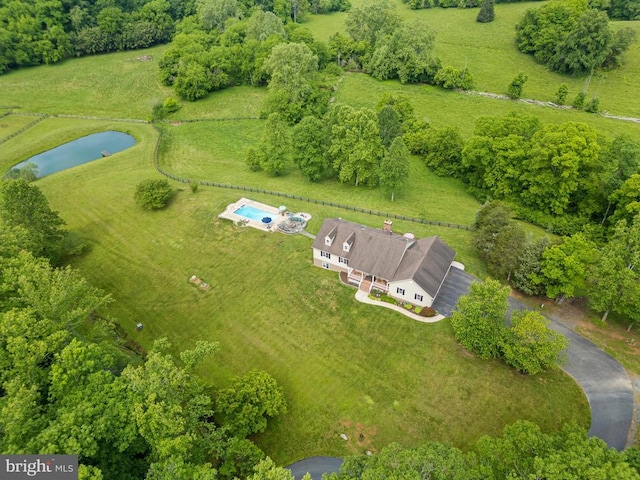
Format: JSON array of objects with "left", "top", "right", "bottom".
[
  {"left": 216, "top": 370, "right": 287, "bottom": 438},
  {"left": 250, "top": 113, "right": 292, "bottom": 176},
  {"left": 588, "top": 215, "right": 640, "bottom": 322},
  {"left": 292, "top": 115, "right": 331, "bottom": 182},
  {"left": 122, "top": 338, "right": 220, "bottom": 478},
  {"left": 486, "top": 222, "right": 526, "bottom": 282},
  {"left": 551, "top": 9, "right": 613, "bottom": 74},
  {"left": 377, "top": 105, "right": 402, "bottom": 148},
  {"left": 520, "top": 122, "right": 602, "bottom": 216},
  {"left": 345, "top": 1, "right": 399, "bottom": 47},
  {"left": 0, "top": 179, "right": 68, "bottom": 263},
  {"left": 422, "top": 126, "right": 464, "bottom": 178},
  {"left": 501, "top": 311, "right": 568, "bottom": 375},
  {"left": 531, "top": 233, "right": 597, "bottom": 303},
  {"left": 197, "top": 0, "right": 239, "bottom": 31},
  {"left": 472, "top": 201, "right": 513, "bottom": 261},
  {"left": 328, "top": 105, "right": 383, "bottom": 187},
  {"left": 379, "top": 137, "right": 410, "bottom": 201},
  {"left": 450, "top": 279, "right": 510, "bottom": 360},
  {"left": 511, "top": 236, "right": 552, "bottom": 296},
  {"left": 262, "top": 42, "right": 319, "bottom": 122}
]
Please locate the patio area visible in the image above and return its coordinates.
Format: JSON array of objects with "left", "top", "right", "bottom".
[{"left": 218, "top": 198, "right": 312, "bottom": 234}]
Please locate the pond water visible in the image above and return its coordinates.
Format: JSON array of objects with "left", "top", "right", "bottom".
[{"left": 11, "top": 131, "right": 136, "bottom": 178}]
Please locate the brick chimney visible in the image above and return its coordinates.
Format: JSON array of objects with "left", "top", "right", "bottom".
[{"left": 382, "top": 219, "right": 393, "bottom": 233}]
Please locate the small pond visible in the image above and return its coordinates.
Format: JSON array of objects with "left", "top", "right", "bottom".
[{"left": 10, "top": 131, "right": 137, "bottom": 178}]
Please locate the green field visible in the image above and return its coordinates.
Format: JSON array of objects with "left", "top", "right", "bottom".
[
  {"left": 304, "top": 1, "right": 640, "bottom": 119},
  {"left": 5, "top": 0, "right": 638, "bottom": 464},
  {"left": 0, "top": 114, "right": 589, "bottom": 463}
]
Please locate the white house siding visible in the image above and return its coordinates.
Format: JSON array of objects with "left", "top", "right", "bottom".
[
  {"left": 388, "top": 279, "right": 433, "bottom": 307},
  {"left": 312, "top": 248, "right": 347, "bottom": 272}
]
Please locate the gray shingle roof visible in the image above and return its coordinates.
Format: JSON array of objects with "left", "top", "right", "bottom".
[{"left": 312, "top": 218, "right": 456, "bottom": 297}]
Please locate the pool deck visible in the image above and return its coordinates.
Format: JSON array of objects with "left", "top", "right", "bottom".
[
  {"left": 219, "top": 198, "right": 312, "bottom": 233},
  {"left": 218, "top": 198, "right": 281, "bottom": 232}
]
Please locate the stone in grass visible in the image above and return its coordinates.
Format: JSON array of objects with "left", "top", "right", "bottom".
[{"left": 340, "top": 433, "right": 348, "bottom": 441}]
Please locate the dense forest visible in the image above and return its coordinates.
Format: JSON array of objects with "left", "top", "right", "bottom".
[
  {"left": 0, "top": 179, "right": 288, "bottom": 479},
  {"left": 0, "top": 0, "right": 350, "bottom": 73}
]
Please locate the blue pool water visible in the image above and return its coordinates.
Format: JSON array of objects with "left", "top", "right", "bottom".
[
  {"left": 11, "top": 131, "right": 136, "bottom": 178},
  {"left": 234, "top": 205, "right": 275, "bottom": 222}
]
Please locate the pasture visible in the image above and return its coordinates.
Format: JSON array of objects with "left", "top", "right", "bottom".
[
  {"left": 0, "top": 114, "right": 589, "bottom": 463},
  {"left": 4, "top": 0, "right": 639, "bottom": 463}
]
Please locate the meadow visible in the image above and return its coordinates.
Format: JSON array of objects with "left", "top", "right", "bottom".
[
  {"left": 305, "top": 1, "right": 640, "bottom": 119},
  {"left": 0, "top": 118, "right": 587, "bottom": 463},
  {"left": 3, "top": 0, "right": 639, "bottom": 463}
]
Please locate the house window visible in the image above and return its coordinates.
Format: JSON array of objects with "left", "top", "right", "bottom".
[
  {"left": 322, "top": 261, "right": 330, "bottom": 269},
  {"left": 339, "top": 257, "right": 349, "bottom": 265},
  {"left": 325, "top": 237, "right": 332, "bottom": 246},
  {"left": 415, "top": 294, "right": 423, "bottom": 302},
  {"left": 343, "top": 242, "right": 350, "bottom": 252},
  {"left": 321, "top": 251, "right": 331, "bottom": 259},
  {"left": 396, "top": 287, "right": 405, "bottom": 295}
]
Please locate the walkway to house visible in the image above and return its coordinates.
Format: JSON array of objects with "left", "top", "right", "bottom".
[{"left": 354, "top": 290, "right": 444, "bottom": 323}]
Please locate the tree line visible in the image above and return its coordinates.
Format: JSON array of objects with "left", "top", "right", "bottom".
[
  {"left": 159, "top": 1, "right": 474, "bottom": 107},
  {"left": 246, "top": 93, "right": 419, "bottom": 202},
  {"left": 473, "top": 201, "right": 640, "bottom": 326},
  {"left": 0, "top": 0, "right": 349, "bottom": 74},
  {"left": 411, "top": 111, "right": 640, "bottom": 235},
  {"left": 0, "top": 178, "right": 288, "bottom": 479},
  {"left": 324, "top": 421, "right": 640, "bottom": 479},
  {"left": 404, "top": 0, "right": 639, "bottom": 21}
]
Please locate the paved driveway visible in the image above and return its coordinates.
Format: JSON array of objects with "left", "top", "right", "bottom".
[
  {"left": 432, "top": 266, "right": 476, "bottom": 317},
  {"left": 287, "top": 456, "right": 342, "bottom": 480},
  {"left": 435, "top": 267, "right": 634, "bottom": 450}
]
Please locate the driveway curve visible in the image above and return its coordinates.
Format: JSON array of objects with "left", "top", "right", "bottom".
[
  {"left": 438, "top": 267, "right": 634, "bottom": 450},
  {"left": 288, "top": 269, "right": 634, "bottom": 480}
]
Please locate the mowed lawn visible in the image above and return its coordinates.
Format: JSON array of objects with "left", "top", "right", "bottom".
[
  {"left": 304, "top": 1, "right": 640, "bottom": 119},
  {"left": 0, "top": 120, "right": 588, "bottom": 464}
]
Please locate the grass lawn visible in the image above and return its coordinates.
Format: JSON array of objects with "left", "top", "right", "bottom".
[
  {"left": 0, "top": 114, "right": 42, "bottom": 142},
  {"left": 0, "top": 45, "right": 171, "bottom": 119},
  {"left": 157, "top": 120, "right": 482, "bottom": 227},
  {"left": 0, "top": 120, "right": 588, "bottom": 465},
  {"left": 333, "top": 73, "right": 640, "bottom": 138},
  {"left": 304, "top": 1, "right": 640, "bottom": 118}
]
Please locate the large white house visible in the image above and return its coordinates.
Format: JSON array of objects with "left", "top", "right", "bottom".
[{"left": 312, "top": 218, "right": 456, "bottom": 308}]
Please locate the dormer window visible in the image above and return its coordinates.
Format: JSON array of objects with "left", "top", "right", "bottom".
[
  {"left": 343, "top": 232, "right": 355, "bottom": 252},
  {"left": 325, "top": 226, "right": 337, "bottom": 246}
]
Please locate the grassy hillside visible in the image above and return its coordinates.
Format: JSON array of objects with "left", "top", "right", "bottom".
[{"left": 304, "top": 1, "right": 640, "bottom": 119}]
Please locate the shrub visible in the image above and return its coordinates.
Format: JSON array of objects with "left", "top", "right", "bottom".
[
  {"left": 573, "top": 91, "right": 586, "bottom": 109},
  {"left": 555, "top": 84, "right": 569, "bottom": 105},
  {"left": 134, "top": 179, "right": 173, "bottom": 209},
  {"left": 476, "top": 0, "right": 495, "bottom": 23},
  {"left": 163, "top": 97, "right": 180, "bottom": 113},
  {"left": 584, "top": 97, "right": 600, "bottom": 113},
  {"left": 189, "top": 182, "right": 199, "bottom": 193},
  {"left": 151, "top": 101, "right": 165, "bottom": 121},
  {"left": 507, "top": 72, "right": 528, "bottom": 99}
]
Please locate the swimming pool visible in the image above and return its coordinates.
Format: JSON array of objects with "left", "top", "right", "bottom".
[{"left": 234, "top": 204, "right": 276, "bottom": 222}]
